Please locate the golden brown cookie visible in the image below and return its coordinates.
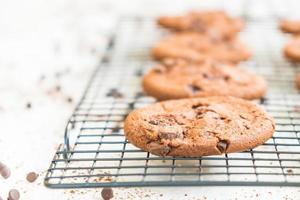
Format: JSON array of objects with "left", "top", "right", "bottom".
[
  {"left": 297, "top": 74, "right": 300, "bottom": 90},
  {"left": 124, "top": 96, "right": 275, "bottom": 157},
  {"left": 152, "top": 32, "right": 251, "bottom": 63},
  {"left": 142, "top": 59, "right": 267, "bottom": 100},
  {"left": 284, "top": 36, "right": 300, "bottom": 62},
  {"left": 158, "top": 11, "right": 244, "bottom": 40},
  {"left": 280, "top": 19, "right": 300, "bottom": 34}
]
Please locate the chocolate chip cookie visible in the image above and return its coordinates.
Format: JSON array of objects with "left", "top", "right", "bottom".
[
  {"left": 158, "top": 11, "right": 244, "bottom": 40},
  {"left": 142, "top": 59, "right": 266, "bottom": 100},
  {"left": 152, "top": 32, "right": 251, "bottom": 63},
  {"left": 280, "top": 19, "right": 300, "bottom": 34},
  {"left": 284, "top": 36, "right": 300, "bottom": 62},
  {"left": 124, "top": 96, "right": 275, "bottom": 157}
]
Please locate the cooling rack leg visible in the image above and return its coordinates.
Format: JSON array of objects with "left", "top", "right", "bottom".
[{"left": 63, "top": 120, "right": 73, "bottom": 160}]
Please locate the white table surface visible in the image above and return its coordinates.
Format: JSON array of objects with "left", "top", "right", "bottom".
[{"left": 0, "top": 0, "right": 300, "bottom": 199}]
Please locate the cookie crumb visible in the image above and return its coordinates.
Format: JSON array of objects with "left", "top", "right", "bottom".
[
  {"left": 8, "top": 189, "right": 20, "bottom": 200},
  {"left": 26, "top": 172, "right": 39, "bottom": 183},
  {"left": 55, "top": 85, "right": 61, "bottom": 92},
  {"left": 287, "top": 169, "right": 293, "bottom": 174},
  {"left": 26, "top": 102, "right": 32, "bottom": 109},
  {"left": 66, "top": 97, "right": 73, "bottom": 103},
  {"left": 101, "top": 188, "right": 114, "bottom": 200}
]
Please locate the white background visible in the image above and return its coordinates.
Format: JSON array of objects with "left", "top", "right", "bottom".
[{"left": 0, "top": 0, "right": 300, "bottom": 199}]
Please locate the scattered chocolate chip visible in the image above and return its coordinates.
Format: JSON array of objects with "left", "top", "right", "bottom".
[
  {"left": 187, "top": 84, "right": 202, "bottom": 93},
  {"left": 26, "top": 102, "right": 32, "bottom": 109},
  {"left": 217, "top": 140, "right": 228, "bottom": 153},
  {"left": 192, "top": 103, "right": 204, "bottom": 109},
  {"left": 185, "top": 194, "right": 188, "bottom": 196},
  {"left": 66, "top": 97, "right": 73, "bottom": 103},
  {"left": 0, "top": 162, "right": 11, "bottom": 179},
  {"left": 102, "top": 55, "right": 110, "bottom": 63},
  {"left": 26, "top": 172, "right": 39, "bottom": 183},
  {"left": 106, "top": 89, "right": 124, "bottom": 98},
  {"left": 8, "top": 189, "right": 20, "bottom": 200},
  {"left": 287, "top": 169, "right": 293, "bottom": 174},
  {"left": 135, "top": 91, "right": 145, "bottom": 98},
  {"left": 101, "top": 188, "right": 114, "bottom": 200},
  {"left": 55, "top": 85, "right": 61, "bottom": 92},
  {"left": 111, "top": 127, "right": 120, "bottom": 133},
  {"left": 135, "top": 69, "right": 143, "bottom": 76}
]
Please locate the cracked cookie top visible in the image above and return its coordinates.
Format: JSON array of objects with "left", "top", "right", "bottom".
[{"left": 124, "top": 96, "right": 275, "bottom": 157}]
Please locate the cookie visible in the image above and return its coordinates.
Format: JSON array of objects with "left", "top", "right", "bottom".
[
  {"left": 152, "top": 32, "right": 251, "bottom": 63},
  {"left": 297, "top": 74, "right": 300, "bottom": 90},
  {"left": 158, "top": 11, "right": 244, "bottom": 40},
  {"left": 284, "top": 36, "right": 300, "bottom": 62},
  {"left": 280, "top": 19, "right": 300, "bottom": 34},
  {"left": 124, "top": 96, "right": 275, "bottom": 157},
  {"left": 142, "top": 59, "right": 267, "bottom": 100}
]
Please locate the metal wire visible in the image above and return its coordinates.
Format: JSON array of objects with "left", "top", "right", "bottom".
[{"left": 44, "top": 15, "right": 300, "bottom": 188}]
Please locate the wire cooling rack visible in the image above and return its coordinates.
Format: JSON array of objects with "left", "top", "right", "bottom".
[{"left": 44, "top": 16, "right": 300, "bottom": 188}]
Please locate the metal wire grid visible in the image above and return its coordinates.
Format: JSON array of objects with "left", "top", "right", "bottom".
[{"left": 44, "top": 16, "right": 300, "bottom": 188}]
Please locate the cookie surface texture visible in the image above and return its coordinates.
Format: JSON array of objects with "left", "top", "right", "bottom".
[
  {"left": 124, "top": 96, "right": 275, "bottom": 157},
  {"left": 284, "top": 36, "right": 300, "bottom": 62},
  {"left": 142, "top": 60, "right": 267, "bottom": 100},
  {"left": 152, "top": 32, "right": 251, "bottom": 63},
  {"left": 158, "top": 11, "right": 244, "bottom": 40}
]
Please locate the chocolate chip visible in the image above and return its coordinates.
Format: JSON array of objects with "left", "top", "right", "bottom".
[
  {"left": 8, "top": 189, "right": 20, "bottom": 200},
  {"left": 106, "top": 88, "right": 124, "bottom": 98},
  {"left": 224, "top": 75, "right": 230, "bottom": 81},
  {"left": 26, "top": 102, "right": 32, "bottom": 109},
  {"left": 135, "top": 69, "right": 143, "bottom": 76},
  {"left": 187, "top": 84, "right": 202, "bottom": 93},
  {"left": 153, "top": 66, "right": 166, "bottom": 74},
  {"left": 26, "top": 172, "right": 39, "bottom": 183},
  {"left": 192, "top": 103, "right": 204, "bottom": 109},
  {"left": 101, "top": 188, "right": 114, "bottom": 200},
  {"left": 55, "top": 85, "right": 61, "bottom": 92},
  {"left": 217, "top": 140, "right": 228, "bottom": 153},
  {"left": 0, "top": 162, "right": 11, "bottom": 179},
  {"left": 159, "top": 130, "right": 183, "bottom": 140},
  {"left": 148, "top": 120, "right": 159, "bottom": 125},
  {"left": 66, "top": 97, "right": 73, "bottom": 103}
]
